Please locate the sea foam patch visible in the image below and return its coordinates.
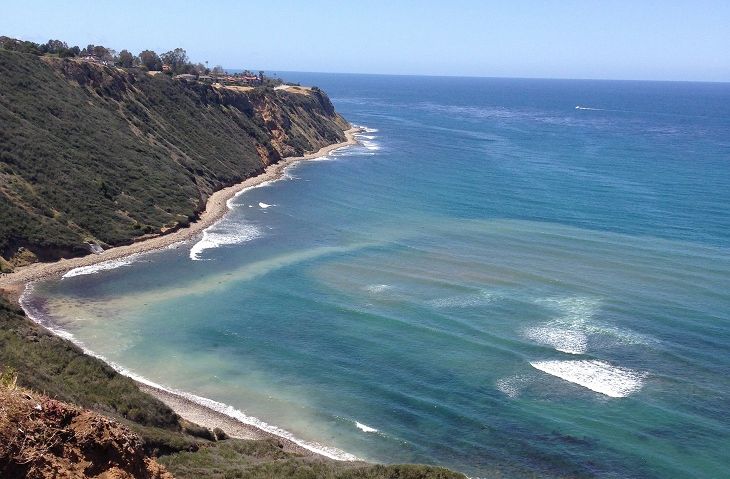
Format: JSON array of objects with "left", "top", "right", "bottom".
[
  {"left": 63, "top": 255, "right": 140, "bottom": 278},
  {"left": 190, "top": 220, "right": 261, "bottom": 260},
  {"left": 355, "top": 421, "right": 378, "bottom": 433},
  {"left": 427, "top": 290, "right": 494, "bottom": 308},
  {"left": 352, "top": 125, "right": 381, "bottom": 151},
  {"left": 496, "top": 375, "right": 532, "bottom": 398},
  {"left": 525, "top": 296, "right": 654, "bottom": 353},
  {"left": 523, "top": 326, "right": 587, "bottom": 355},
  {"left": 530, "top": 360, "right": 646, "bottom": 398},
  {"left": 365, "top": 284, "right": 392, "bottom": 293},
  {"left": 522, "top": 296, "right": 598, "bottom": 353}
]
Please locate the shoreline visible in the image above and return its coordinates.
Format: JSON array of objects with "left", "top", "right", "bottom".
[
  {"left": 0, "top": 127, "right": 360, "bottom": 304},
  {"left": 2, "top": 126, "right": 363, "bottom": 461}
]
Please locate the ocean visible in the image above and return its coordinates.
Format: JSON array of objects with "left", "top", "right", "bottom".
[{"left": 25, "top": 74, "right": 730, "bottom": 478}]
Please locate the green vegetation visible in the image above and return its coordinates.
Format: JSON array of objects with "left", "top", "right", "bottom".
[
  {"left": 160, "top": 439, "right": 464, "bottom": 479},
  {"left": 0, "top": 45, "right": 348, "bottom": 265},
  {"left": 0, "top": 35, "right": 281, "bottom": 80},
  {"left": 0, "top": 298, "right": 177, "bottom": 428}
]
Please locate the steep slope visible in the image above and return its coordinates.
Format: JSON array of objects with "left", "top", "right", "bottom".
[
  {"left": 0, "top": 386, "right": 173, "bottom": 479},
  {"left": 0, "top": 49, "right": 348, "bottom": 266}
]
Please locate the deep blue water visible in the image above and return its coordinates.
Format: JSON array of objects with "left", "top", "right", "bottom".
[{"left": 29, "top": 75, "right": 730, "bottom": 478}]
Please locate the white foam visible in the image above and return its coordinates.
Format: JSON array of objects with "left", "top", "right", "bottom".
[
  {"left": 427, "top": 291, "right": 494, "bottom": 308},
  {"left": 225, "top": 180, "right": 275, "bottom": 209},
  {"left": 18, "top": 285, "right": 359, "bottom": 462},
  {"left": 535, "top": 296, "right": 600, "bottom": 322},
  {"left": 523, "top": 326, "right": 587, "bottom": 355},
  {"left": 63, "top": 255, "right": 140, "bottom": 278},
  {"left": 258, "top": 202, "right": 273, "bottom": 209},
  {"left": 307, "top": 154, "right": 335, "bottom": 162},
  {"left": 530, "top": 360, "right": 646, "bottom": 398},
  {"left": 575, "top": 106, "right": 603, "bottom": 111},
  {"left": 365, "top": 284, "right": 391, "bottom": 293},
  {"left": 496, "top": 375, "right": 531, "bottom": 398},
  {"left": 522, "top": 296, "right": 598, "bottom": 353},
  {"left": 355, "top": 421, "right": 378, "bottom": 433},
  {"left": 361, "top": 140, "right": 380, "bottom": 151},
  {"left": 189, "top": 220, "right": 261, "bottom": 260},
  {"left": 525, "top": 296, "right": 654, "bottom": 352}
]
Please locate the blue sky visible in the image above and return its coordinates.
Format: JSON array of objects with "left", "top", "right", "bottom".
[{"left": 2, "top": 0, "right": 728, "bottom": 81}]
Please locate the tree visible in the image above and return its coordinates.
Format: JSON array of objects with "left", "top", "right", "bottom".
[
  {"left": 212, "top": 65, "right": 224, "bottom": 75},
  {"left": 138, "top": 50, "right": 162, "bottom": 71},
  {"left": 45, "top": 39, "right": 68, "bottom": 54},
  {"left": 117, "top": 49, "right": 134, "bottom": 68},
  {"left": 160, "top": 48, "right": 189, "bottom": 74},
  {"left": 92, "top": 45, "right": 111, "bottom": 61}
]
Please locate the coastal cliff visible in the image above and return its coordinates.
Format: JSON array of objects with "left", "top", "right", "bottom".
[{"left": 0, "top": 49, "right": 348, "bottom": 268}]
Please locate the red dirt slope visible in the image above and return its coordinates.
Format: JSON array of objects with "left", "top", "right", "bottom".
[{"left": 0, "top": 386, "right": 172, "bottom": 479}]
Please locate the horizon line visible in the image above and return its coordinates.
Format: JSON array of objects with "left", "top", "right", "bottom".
[{"left": 234, "top": 68, "right": 730, "bottom": 85}]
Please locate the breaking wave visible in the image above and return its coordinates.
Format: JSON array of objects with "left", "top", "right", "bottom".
[
  {"left": 530, "top": 359, "right": 647, "bottom": 398},
  {"left": 189, "top": 220, "right": 261, "bottom": 261},
  {"left": 62, "top": 255, "right": 140, "bottom": 279},
  {"left": 355, "top": 421, "right": 378, "bottom": 433}
]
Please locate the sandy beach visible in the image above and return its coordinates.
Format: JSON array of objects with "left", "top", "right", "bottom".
[
  {"left": 0, "top": 127, "right": 360, "bottom": 304},
  {"left": 137, "top": 382, "right": 358, "bottom": 460},
  {"left": 0, "top": 127, "right": 362, "bottom": 459}
]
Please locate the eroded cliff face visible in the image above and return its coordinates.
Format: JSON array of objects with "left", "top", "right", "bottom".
[
  {"left": 0, "top": 386, "right": 173, "bottom": 479},
  {"left": 0, "top": 51, "right": 349, "bottom": 266}
]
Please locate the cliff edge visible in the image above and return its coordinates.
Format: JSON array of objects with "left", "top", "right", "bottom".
[{"left": 0, "top": 50, "right": 349, "bottom": 267}]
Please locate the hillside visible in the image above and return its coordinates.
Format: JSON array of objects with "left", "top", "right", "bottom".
[{"left": 0, "top": 49, "right": 348, "bottom": 268}]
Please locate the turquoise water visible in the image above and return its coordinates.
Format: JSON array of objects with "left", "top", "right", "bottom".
[{"left": 27, "top": 75, "right": 730, "bottom": 478}]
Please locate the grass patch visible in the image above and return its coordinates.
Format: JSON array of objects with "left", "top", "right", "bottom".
[
  {"left": 160, "top": 439, "right": 464, "bottom": 479},
  {"left": 0, "top": 298, "right": 177, "bottom": 428}
]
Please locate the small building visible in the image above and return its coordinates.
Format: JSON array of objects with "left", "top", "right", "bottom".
[
  {"left": 198, "top": 75, "right": 214, "bottom": 83},
  {"left": 162, "top": 64, "right": 172, "bottom": 72},
  {"left": 173, "top": 73, "right": 197, "bottom": 82}
]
